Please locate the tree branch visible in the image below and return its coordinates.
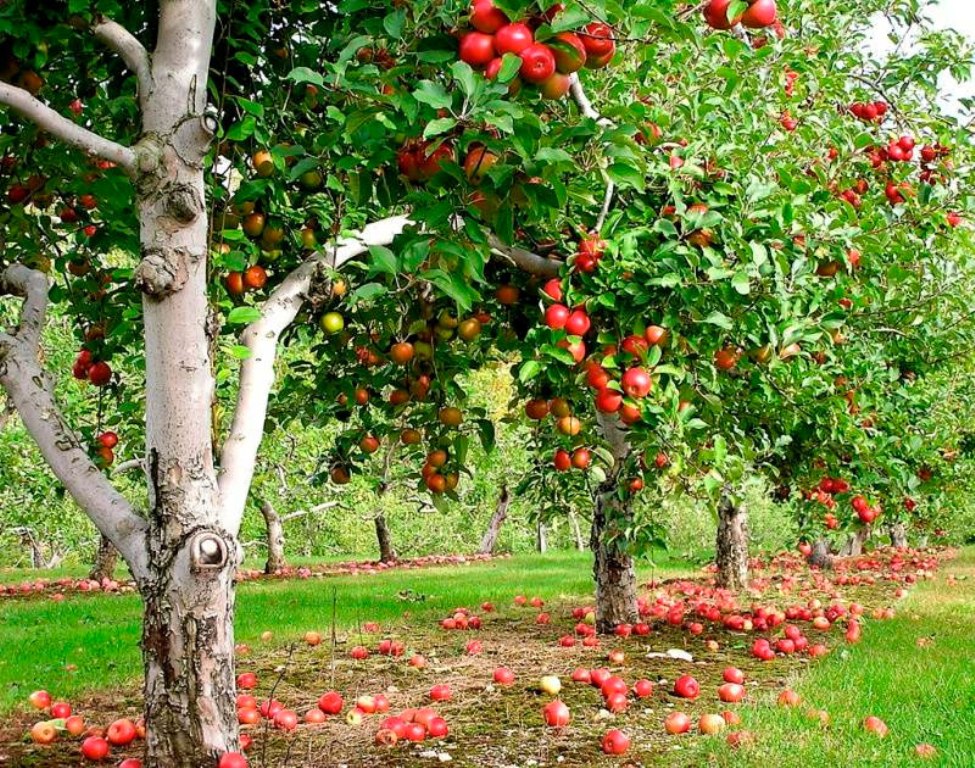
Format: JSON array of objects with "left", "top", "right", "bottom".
[
  {"left": 488, "top": 235, "right": 562, "bottom": 277},
  {"left": 218, "top": 216, "right": 561, "bottom": 531},
  {"left": 92, "top": 16, "right": 151, "bottom": 99},
  {"left": 0, "top": 265, "right": 149, "bottom": 579},
  {"left": 218, "top": 215, "right": 413, "bottom": 532},
  {"left": 0, "top": 82, "right": 136, "bottom": 173},
  {"left": 568, "top": 75, "right": 616, "bottom": 230},
  {"left": 281, "top": 501, "right": 342, "bottom": 523}
]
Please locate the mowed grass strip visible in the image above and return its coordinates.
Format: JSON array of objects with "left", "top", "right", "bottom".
[
  {"left": 0, "top": 551, "right": 689, "bottom": 715},
  {"left": 683, "top": 547, "right": 975, "bottom": 768}
]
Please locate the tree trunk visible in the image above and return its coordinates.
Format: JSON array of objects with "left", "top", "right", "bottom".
[
  {"left": 591, "top": 486, "right": 638, "bottom": 633},
  {"left": 375, "top": 513, "right": 396, "bottom": 563},
  {"left": 89, "top": 534, "right": 119, "bottom": 582},
  {"left": 259, "top": 500, "right": 286, "bottom": 574},
  {"left": 917, "top": 534, "right": 929, "bottom": 548},
  {"left": 715, "top": 494, "right": 749, "bottom": 590},
  {"left": 838, "top": 528, "right": 868, "bottom": 557},
  {"left": 807, "top": 537, "right": 834, "bottom": 569},
  {"left": 889, "top": 521, "right": 907, "bottom": 548},
  {"left": 135, "top": 5, "right": 237, "bottom": 764},
  {"left": 478, "top": 485, "right": 510, "bottom": 555},
  {"left": 536, "top": 520, "right": 548, "bottom": 553},
  {"left": 568, "top": 509, "right": 586, "bottom": 551},
  {"left": 17, "top": 529, "right": 44, "bottom": 568}
]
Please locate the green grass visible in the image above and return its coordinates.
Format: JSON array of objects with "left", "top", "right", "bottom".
[
  {"left": 0, "top": 550, "right": 686, "bottom": 715},
  {"left": 684, "top": 547, "right": 975, "bottom": 767}
]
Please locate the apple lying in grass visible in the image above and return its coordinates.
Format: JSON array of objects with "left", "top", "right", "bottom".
[
  {"left": 915, "top": 743, "right": 937, "bottom": 759},
  {"left": 28, "top": 690, "right": 52, "bottom": 710},
  {"left": 722, "top": 667, "right": 744, "bottom": 684},
  {"left": 305, "top": 708, "right": 326, "bottom": 724},
  {"left": 777, "top": 689, "right": 801, "bottom": 707},
  {"left": 543, "top": 700, "right": 571, "bottom": 727},
  {"left": 633, "top": 679, "right": 654, "bottom": 698},
  {"left": 718, "top": 683, "right": 746, "bottom": 703},
  {"left": 571, "top": 667, "right": 591, "bottom": 684},
  {"left": 540, "top": 675, "right": 562, "bottom": 695},
  {"left": 50, "top": 701, "right": 72, "bottom": 719},
  {"left": 218, "top": 753, "right": 249, "bottom": 768},
  {"left": 665, "top": 711, "right": 691, "bottom": 734},
  {"left": 722, "top": 709, "right": 742, "bottom": 725},
  {"left": 428, "top": 717, "right": 449, "bottom": 738},
  {"left": 81, "top": 735, "right": 110, "bottom": 760},
  {"left": 607, "top": 649, "right": 625, "bottom": 664},
  {"left": 493, "top": 667, "right": 515, "bottom": 685},
  {"left": 30, "top": 721, "right": 57, "bottom": 745},
  {"left": 236, "top": 672, "right": 257, "bottom": 690},
  {"left": 409, "top": 654, "right": 427, "bottom": 668},
  {"left": 673, "top": 675, "right": 700, "bottom": 699},
  {"left": 430, "top": 684, "right": 452, "bottom": 702},
  {"left": 863, "top": 715, "right": 889, "bottom": 737},
  {"left": 699, "top": 713, "right": 727, "bottom": 735},
  {"left": 601, "top": 728, "right": 631, "bottom": 755},
  {"left": 107, "top": 718, "right": 137, "bottom": 746},
  {"left": 726, "top": 730, "right": 756, "bottom": 749},
  {"left": 65, "top": 715, "right": 86, "bottom": 736}
]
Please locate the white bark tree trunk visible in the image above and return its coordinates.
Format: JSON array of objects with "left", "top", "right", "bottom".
[
  {"left": 889, "top": 521, "right": 908, "bottom": 548},
  {"left": 260, "top": 500, "right": 286, "bottom": 574},
  {"left": 536, "top": 520, "right": 548, "bottom": 553},
  {"left": 478, "top": 485, "right": 511, "bottom": 555}
]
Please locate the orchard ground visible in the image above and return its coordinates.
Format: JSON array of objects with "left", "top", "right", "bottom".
[{"left": 2, "top": 547, "right": 974, "bottom": 767}]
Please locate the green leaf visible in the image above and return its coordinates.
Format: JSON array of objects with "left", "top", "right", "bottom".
[
  {"left": 349, "top": 282, "right": 387, "bottom": 303},
  {"left": 368, "top": 245, "right": 399, "bottom": 276},
  {"left": 704, "top": 311, "right": 734, "bottom": 330},
  {"left": 413, "top": 80, "right": 453, "bottom": 110},
  {"left": 423, "top": 117, "right": 457, "bottom": 138},
  {"left": 477, "top": 419, "right": 496, "bottom": 453},
  {"left": 226, "top": 306, "right": 262, "bottom": 325},
  {"left": 383, "top": 8, "right": 407, "bottom": 39},
  {"left": 519, "top": 360, "right": 542, "bottom": 383},
  {"left": 607, "top": 162, "right": 646, "bottom": 191},
  {"left": 286, "top": 67, "right": 325, "bottom": 87},
  {"left": 731, "top": 271, "right": 751, "bottom": 295},
  {"left": 450, "top": 61, "right": 478, "bottom": 97}
]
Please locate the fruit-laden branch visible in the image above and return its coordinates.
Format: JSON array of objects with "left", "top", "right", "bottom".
[
  {"left": 219, "top": 216, "right": 563, "bottom": 531},
  {"left": 0, "top": 265, "right": 149, "bottom": 579},
  {"left": 0, "top": 83, "right": 136, "bottom": 173},
  {"left": 568, "top": 75, "right": 616, "bottom": 231},
  {"left": 218, "top": 215, "right": 413, "bottom": 531},
  {"left": 92, "top": 16, "right": 152, "bottom": 101}
]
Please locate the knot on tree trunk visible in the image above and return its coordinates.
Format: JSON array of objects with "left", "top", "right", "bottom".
[
  {"left": 135, "top": 247, "right": 190, "bottom": 297},
  {"left": 163, "top": 182, "right": 204, "bottom": 223}
]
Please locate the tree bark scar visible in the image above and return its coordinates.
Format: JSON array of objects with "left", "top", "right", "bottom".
[
  {"left": 163, "top": 182, "right": 203, "bottom": 223},
  {"left": 136, "top": 246, "right": 189, "bottom": 297}
]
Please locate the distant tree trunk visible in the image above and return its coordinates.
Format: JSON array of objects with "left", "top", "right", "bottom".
[
  {"left": 715, "top": 493, "right": 749, "bottom": 590},
  {"left": 17, "top": 528, "right": 45, "bottom": 569},
  {"left": 591, "top": 485, "right": 638, "bottom": 633},
  {"left": 838, "top": 528, "right": 868, "bottom": 556},
  {"left": 889, "top": 521, "right": 907, "bottom": 548},
  {"left": 259, "top": 500, "right": 286, "bottom": 574},
  {"left": 478, "top": 485, "right": 511, "bottom": 555},
  {"left": 375, "top": 513, "right": 396, "bottom": 563},
  {"left": 89, "top": 534, "right": 119, "bottom": 581},
  {"left": 568, "top": 509, "right": 586, "bottom": 551},
  {"left": 536, "top": 520, "right": 548, "bottom": 553},
  {"left": 807, "top": 537, "right": 834, "bottom": 569},
  {"left": 917, "top": 534, "right": 929, "bottom": 548}
]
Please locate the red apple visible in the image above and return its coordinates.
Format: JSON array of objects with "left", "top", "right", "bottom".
[
  {"left": 665, "top": 711, "right": 691, "bottom": 734},
  {"left": 81, "top": 736, "right": 110, "bottom": 761},
  {"left": 543, "top": 700, "right": 571, "bottom": 727},
  {"left": 602, "top": 728, "right": 631, "bottom": 755},
  {"left": 673, "top": 675, "right": 700, "bottom": 699}
]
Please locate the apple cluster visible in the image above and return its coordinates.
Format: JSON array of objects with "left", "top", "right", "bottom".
[
  {"left": 849, "top": 100, "right": 889, "bottom": 122},
  {"left": 71, "top": 349, "right": 112, "bottom": 387},
  {"left": 459, "top": 1, "right": 616, "bottom": 101},
  {"left": 703, "top": 0, "right": 779, "bottom": 31}
]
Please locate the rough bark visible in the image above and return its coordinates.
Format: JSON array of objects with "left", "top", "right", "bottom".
[
  {"left": 536, "top": 521, "right": 548, "bottom": 553},
  {"left": 16, "top": 528, "right": 45, "bottom": 568},
  {"left": 89, "top": 534, "right": 119, "bottom": 582},
  {"left": 591, "top": 413, "right": 638, "bottom": 633},
  {"left": 807, "top": 537, "right": 834, "bottom": 569},
  {"left": 715, "top": 494, "right": 749, "bottom": 590},
  {"left": 259, "top": 500, "right": 286, "bottom": 574},
  {"left": 838, "top": 527, "right": 868, "bottom": 557},
  {"left": 591, "top": 486, "right": 638, "bottom": 633},
  {"left": 478, "top": 485, "right": 511, "bottom": 555},
  {"left": 889, "top": 521, "right": 908, "bottom": 548},
  {"left": 375, "top": 513, "right": 396, "bottom": 563}
]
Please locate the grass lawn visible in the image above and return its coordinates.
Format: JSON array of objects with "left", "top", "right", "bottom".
[
  {"left": 682, "top": 546, "right": 975, "bottom": 767},
  {"left": 0, "top": 550, "right": 690, "bottom": 715}
]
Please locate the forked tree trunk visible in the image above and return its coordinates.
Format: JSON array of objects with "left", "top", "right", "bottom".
[
  {"left": 715, "top": 494, "right": 749, "bottom": 590},
  {"left": 17, "top": 529, "right": 45, "bottom": 568},
  {"left": 478, "top": 485, "right": 510, "bottom": 555},
  {"left": 375, "top": 513, "right": 396, "bottom": 563},
  {"left": 89, "top": 534, "right": 119, "bottom": 582},
  {"left": 259, "top": 500, "right": 286, "bottom": 574},
  {"left": 889, "top": 521, "right": 907, "bottom": 548},
  {"left": 591, "top": 485, "right": 638, "bottom": 633},
  {"left": 807, "top": 537, "right": 834, "bottom": 569},
  {"left": 536, "top": 520, "right": 548, "bottom": 553}
]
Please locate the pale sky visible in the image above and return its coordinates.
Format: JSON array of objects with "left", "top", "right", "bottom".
[{"left": 867, "top": 0, "right": 975, "bottom": 117}]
